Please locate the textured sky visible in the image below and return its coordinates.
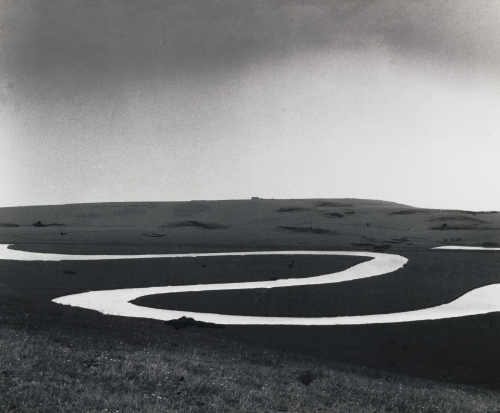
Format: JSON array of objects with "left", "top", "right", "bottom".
[{"left": 0, "top": 0, "right": 499, "bottom": 209}]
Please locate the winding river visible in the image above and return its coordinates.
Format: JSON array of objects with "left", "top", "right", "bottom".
[{"left": 1, "top": 244, "right": 499, "bottom": 325}]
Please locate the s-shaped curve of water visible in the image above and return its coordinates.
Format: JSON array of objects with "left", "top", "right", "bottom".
[{"left": 2, "top": 244, "right": 500, "bottom": 325}]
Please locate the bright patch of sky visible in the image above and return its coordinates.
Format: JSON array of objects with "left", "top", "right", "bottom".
[{"left": 1, "top": 0, "right": 499, "bottom": 210}]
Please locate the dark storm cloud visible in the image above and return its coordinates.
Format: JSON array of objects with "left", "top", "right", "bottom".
[{"left": 1, "top": 0, "right": 498, "bottom": 99}]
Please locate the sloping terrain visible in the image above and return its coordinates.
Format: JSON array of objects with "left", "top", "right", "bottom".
[
  {"left": 0, "top": 198, "right": 499, "bottom": 390},
  {"left": 0, "top": 198, "right": 498, "bottom": 253}
]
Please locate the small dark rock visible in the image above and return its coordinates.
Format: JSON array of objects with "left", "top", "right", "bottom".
[
  {"left": 350, "top": 243, "right": 390, "bottom": 252},
  {"left": 33, "top": 221, "right": 64, "bottom": 227},
  {"left": 63, "top": 270, "right": 77, "bottom": 275},
  {"left": 165, "top": 316, "right": 225, "bottom": 330},
  {"left": 297, "top": 370, "right": 314, "bottom": 386}
]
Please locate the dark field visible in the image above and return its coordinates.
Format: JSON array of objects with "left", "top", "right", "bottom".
[
  {"left": 138, "top": 250, "right": 500, "bottom": 387},
  {"left": 0, "top": 249, "right": 369, "bottom": 301},
  {"left": 1, "top": 199, "right": 500, "bottom": 412},
  {"left": 2, "top": 244, "right": 500, "bottom": 387}
]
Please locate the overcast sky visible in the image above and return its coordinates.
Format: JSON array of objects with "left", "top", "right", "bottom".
[{"left": 1, "top": 0, "right": 499, "bottom": 210}]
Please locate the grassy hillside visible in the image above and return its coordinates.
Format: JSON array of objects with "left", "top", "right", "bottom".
[
  {"left": 2, "top": 295, "right": 500, "bottom": 413},
  {"left": 0, "top": 198, "right": 498, "bottom": 252},
  {"left": 1, "top": 199, "right": 499, "bottom": 411}
]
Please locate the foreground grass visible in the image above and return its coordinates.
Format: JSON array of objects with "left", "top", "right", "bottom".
[{"left": 1, "top": 297, "right": 499, "bottom": 412}]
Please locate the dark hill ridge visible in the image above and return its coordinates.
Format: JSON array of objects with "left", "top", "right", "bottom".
[
  {"left": 0, "top": 198, "right": 410, "bottom": 226},
  {"left": 0, "top": 199, "right": 498, "bottom": 252}
]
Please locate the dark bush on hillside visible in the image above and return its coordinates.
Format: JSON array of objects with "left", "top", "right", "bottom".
[{"left": 159, "top": 221, "right": 229, "bottom": 230}]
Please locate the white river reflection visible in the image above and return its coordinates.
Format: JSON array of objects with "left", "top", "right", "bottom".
[{"left": 1, "top": 244, "right": 498, "bottom": 325}]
